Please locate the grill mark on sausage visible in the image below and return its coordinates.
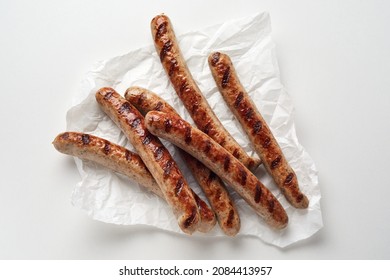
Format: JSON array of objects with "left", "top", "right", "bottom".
[
  {"left": 226, "top": 209, "right": 235, "bottom": 227},
  {"left": 218, "top": 138, "right": 226, "bottom": 147},
  {"left": 210, "top": 52, "right": 220, "bottom": 66},
  {"left": 263, "top": 137, "right": 271, "bottom": 148},
  {"left": 245, "top": 108, "right": 253, "bottom": 120},
  {"left": 103, "top": 90, "right": 114, "bottom": 100},
  {"left": 204, "top": 140, "right": 211, "bottom": 154},
  {"left": 160, "top": 40, "right": 172, "bottom": 61},
  {"left": 247, "top": 159, "right": 256, "bottom": 170},
  {"left": 125, "top": 150, "right": 131, "bottom": 161},
  {"left": 238, "top": 166, "right": 247, "bottom": 185},
  {"left": 154, "top": 146, "right": 164, "bottom": 161},
  {"left": 221, "top": 66, "right": 231, "bottom": 88},
  {"left": 155, "top": 22, "right": 167, "bottom": 40},
  {"left": 234, "top": 92, "right": 244, "bottom": 108},
  {"left": 232, "top": 149, "right": 240, "bottom": 159},
  {"left": 203, "top": 122, "right": 211, "bottom": 135},
  {"left": 268, "top": 199, "right": 275, "bottom": 213},
  {"left": 163, "top": 160, "right": 174, "bottom": 178},
  {"left": 271, "top": 155, "right": 282, "bottom": 169},
  {"left": 164, "top": 119, "right": 172, "bottom": 132},
  {"left": 296, "top": 194, "right": 304, "bottom": 203},
  {"left": 142, "top": 133, "right": 152, "bottom": 145},
  {"left": 254, "top": 184, "right": 262, "bottom": 203},
  {"left": 223, "top": 156, "right": 230, "bottom": 171},
  {"left": 119, "top": 102, "right": 131, "bottom": 114},
  {"left": 130, "top": 118, "right": 141, "bottom": 128},
  {"left": 81, "top": 134, "right": 90, "bottom": 145},
  {"left": 284, "top": 173, "right": 294, "bottom": 185},
  {"left": 191, "top": 104, "right": 199, "bottom": 115},
  {"left": 183, "top": 207, "right": 197, "bottom": 229},
  {"left": 185, "top": 126, "right": 192, "bottom": 144},
  {"left": 137, "top": 92, "right": 146, "bottom": 105},
  {"left": 175, "top": 178, "right": 184, "bottom": 196},
  {"left": 253, "top": 120, "right": 262, "bottom": 134},
  {"left": 103, "top": 141, "right": 111, "bottom": 155},
  {"left": 154, "top": 101, "right": 163, "bottom": 111}
]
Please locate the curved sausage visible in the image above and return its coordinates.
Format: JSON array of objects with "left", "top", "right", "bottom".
[
  {"left": 208, "top": 52, "right": 309, "bottom": 208},
  {"left": 95, "top": 87, "right": 201, "bottom": 234},
  {"left": 52, "top": 131, "right": 163, "bottom": 197},
  {"left": 144, "top": 110, "right": 288, "bottom": 229},
  {"left": 151, "top": 14, "right": 260, "bottom": 170},
  {"left": 125, "top": 86, "right": 240, "bottom": 236}
]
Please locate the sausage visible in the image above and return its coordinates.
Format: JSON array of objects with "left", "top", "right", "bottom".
[
  {"left": 95, "top": 87, "right": 201, "bottom": 234},
  {"left": 208, "top": 52, "right": 309, "bottom": 209},
  {"left": 52, "top": 131, "right": 215, "bottom": 233},
  {"left": 125, "top": 86, "right": 240, "bottom": 236},
  {"left": 52, "top": 131, "right": 163, "bottom": 197},
  {"left": 150, "top": 14, "right": 260, "bottom": 170},
  {"left": 144, "top": 111, "right": 288, "bottom": 229}
]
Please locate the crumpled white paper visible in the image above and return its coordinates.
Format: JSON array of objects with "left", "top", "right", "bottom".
[{"left": 66, "top": 12, "right": 322, "bottom": 247}]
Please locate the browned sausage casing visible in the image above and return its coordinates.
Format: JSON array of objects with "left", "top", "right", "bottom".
[
  {"left": 53, "top": 131, "right": 163, "bottom": 197},
  {"left": 52, "top": 131, "right": 215, "bottom": 233},
  {"left": 151, "top": 14, "right": 260, "bottom": 170},
  {"left": 125, "top": 86, "right": 240, "bottom": 236},
  {"left": 208, "top": 52, "right": 309, "bottom": 209},
  {"left": 145, "top": 110, "right": 288, "bottom": 229},
  {"left": 95, "top": 87, "right": 201, "bottom": 234}
]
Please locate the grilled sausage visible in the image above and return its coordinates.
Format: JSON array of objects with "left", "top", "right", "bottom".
[
  {"left": 145, "top": 111, "right": 288, "bottom": 229},
  {"left": 125, "top": 86, "right": 240, "bottom": 236},
  {"left": 52, "top": 131, "right": 163, "bottom": 197},
  {"left": 52, "top": 131, "right": 215, "bottom": 233},
  {"left": 208, "top": 52, "right": 309, "bottom": 208},
  {"left": 151, "top": 14, "right": 260, "bottom": 170},
  {"left": 95, "top": 87, "right": 201, "bottom": 234}
]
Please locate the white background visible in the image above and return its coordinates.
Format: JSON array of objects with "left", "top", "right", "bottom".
[{"left": 1, "top": 0, "right": 389, "bottom": 259}]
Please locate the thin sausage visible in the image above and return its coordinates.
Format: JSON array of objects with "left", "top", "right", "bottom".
[
  {"left": 145, "top": 110, "right": 288, "bottom": 229},
  {"left": 52, "top": 131, "right": 163, "bottom": 197},
  {"left": 208, "top": 52, "right": 309, "bottom": 208},
  {"left": 151, "top": 14, "right": 260, "bottom": 170}
]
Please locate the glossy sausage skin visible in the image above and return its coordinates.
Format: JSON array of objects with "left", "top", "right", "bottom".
[
  {"left": 151, "top": 14, "right": 260, "bottom": 170},
  {"left": 125, "top": 86, "right": 240, "bottom": 236},
  {"left": 145, "top": 111, "right": 288, "bottom": 229},
  {"left": 52, "top": 131, "right": 215, "bottom": 233},
  {"left": 208, "top": 52, "right": 309, "bottom": 208},
  {"left": 52, "top": 131, "right": 163, "bottom": 197},
  {"left": 95, "top": 87, "right": 200, "bottom": 234}
]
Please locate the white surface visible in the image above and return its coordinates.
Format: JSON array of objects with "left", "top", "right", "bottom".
[{"left": 0, "top": 0, "right": 389, "bottom": 259}]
